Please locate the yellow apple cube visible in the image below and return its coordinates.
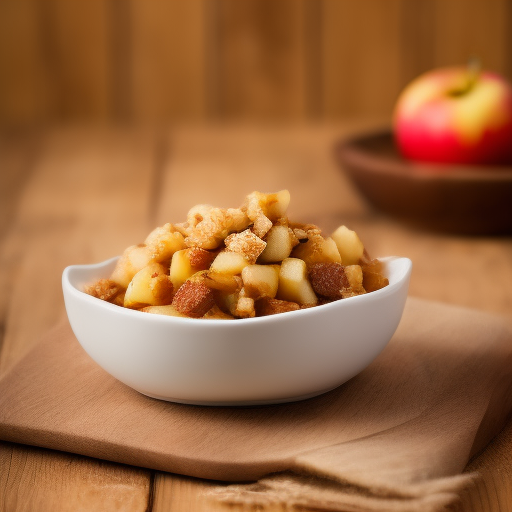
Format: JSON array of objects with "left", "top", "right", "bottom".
[
  {"left": 332, "top": 225, "right": 365, "bottom": 265},
  {"left": 241, "top": 264, "right": 279, "bottom": 298},
  {"left": 291, "top": 236, "right": 341, "bottom": 266},
  {"left": 141, "top": 305, "right": 186, "bottom": 317},
  {"left": 204, "top": 272, "right": 242, "bottom": 293},
  {"left": 234, "top": 290, "right": 256, "bottom": 318},
  {"left": 110, "top": 244, "right": 152, "bottom": 289},
  {"left": 277, "top": 258, "right": 318, "bottom": 305},
  {"left": 169, "top": 249, "right": 195, "bottom": 290},
  {"left": 124, "top": 263, "right": 173, "bottom": 309},
  {"left": 265, "top": 190, "right": 291, "bottom": 221},
  {"left": 210, "top": 251, "right": 249, "bottom": 275},
  {"left": 258, "top": 225, "right": 294, "bottom": 263},
  {"left": 342, "top": 264, "right": 366, "bottom": 298}
]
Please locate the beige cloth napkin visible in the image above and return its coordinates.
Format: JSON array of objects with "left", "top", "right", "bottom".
[{"left": 207, "top": 299, "right": 512, "bottom": 511}]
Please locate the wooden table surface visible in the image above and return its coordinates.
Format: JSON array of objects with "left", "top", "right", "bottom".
[{"left": 1, "top": 123, "right": 511, "bottom": 511}]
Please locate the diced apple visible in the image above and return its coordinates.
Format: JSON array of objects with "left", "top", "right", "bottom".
[
  {"left": 234, "top": 291, "right": 255, "bottom": 318},
  {"left": 110, "top": 244, "right": 152, "bottom": 289},
  {"left": 210, "top": 251, "right": 249, "bottom": 275},
  {"left": 124, "top": 263, "right": 173, "bottom": 309},
  {"left": 204, "top": 272, "right": 242, "bottom": 293},
  {"left": 244, "top": 190, "right": 291, "bottom": 220},
  {"left": 227, "top": 208, "right": 252, "bottom": 233},
  {"left": 342, "top": 265, "right": 366, "bottom": 298},
  {"left": 291, "top": 236, "right": 341, "bottom": 266},
  {"left": 265, "top": 190, "right": 291, "bottom": 221},
  {"left": 331, "top": 225, "right": 365, "bottom": 265},
  {"left": 277, "top": 258, "right": 318, "bottom": 305},
  {"left": 362, "top": 259, "right": 389, "bottom": 292},
  {"left": 241, "top": 264, "right": 279, "bottom": 298},
  {"left": 141, "top": 305, "right": 186, "bottom": 317},
  {"left": 258, "top": 225, "right": 294, "bottom": 263},
  {"left": 243, "top": 190, "right": 290, "bottom": 238},
  {"left": 169, "top": 248, "right": 216, "bottom": 290},
  {"left": 214, "top": 290, "right": 239, "bottom": 316},
  {"left": 169, "top": 249, "right": 195, "bottom": 290}
]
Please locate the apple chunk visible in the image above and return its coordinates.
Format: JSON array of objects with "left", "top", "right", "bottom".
[
  {"left": 169, "top": 249, "right": 195, "bottom": 290},
  {"left": 258, "top": 225, "right": 295, "bottom": 263},
  {"left": 331, "top": 225, "right": 365, "bottom": 265},
  {"left": 110, "top": 244, "right": 152, "bottom": 289},
  {"left": 124, "top": 263, "right": 173, "bottom": 309},
  {"left": 362, "top": 259, "right": 389, "bottom": 292},
  {"left": 210, "top": 251, "right": 249, "bottom": 275},
  {"left": 342, "top": 265, "right": 366, "bottom": 298},
  {"left": 277, "top": 258, "right": 317, "bottom": 305},
  {"left": 241, "top": 264, "right": 279, "bottom": 298},
  {"left": 243, "top": 190, "right": 290, "bottom": 238},
  {"left": 141, "top": 305, "right": 186, "bottom": 317},
  {"left": 291, "top": 236, "right": 341, "bottom": 266}
]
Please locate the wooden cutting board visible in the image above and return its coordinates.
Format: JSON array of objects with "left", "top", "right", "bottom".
[{"left": 0, "top": 297, "right": 509, "bottom": 482}]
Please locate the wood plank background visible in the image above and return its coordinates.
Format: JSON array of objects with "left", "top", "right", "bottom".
[{"left": 0, "top": 0, "right": 511, "bottom": 126}]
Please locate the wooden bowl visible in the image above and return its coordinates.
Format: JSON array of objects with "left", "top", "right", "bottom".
[{"left": 335, "top": 131, "right": 512, "bottom": 235}]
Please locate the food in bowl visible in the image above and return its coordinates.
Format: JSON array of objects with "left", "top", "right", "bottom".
[{"left": 85, "top": 191, "right": 389, "bottom": 319}]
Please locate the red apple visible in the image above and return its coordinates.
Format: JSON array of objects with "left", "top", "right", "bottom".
[{"left": 393, "top": 65, "right": 512, "bottom": 165}]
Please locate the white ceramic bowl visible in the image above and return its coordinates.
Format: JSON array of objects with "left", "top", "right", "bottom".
[{"left": 62, "top": 256, "right": 411, "bottom": 405}]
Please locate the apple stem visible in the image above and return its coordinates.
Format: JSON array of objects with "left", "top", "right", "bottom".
[
  {"left": 448, "top": 57, "right": 481, "bottom": 97},
  {"left": 467, "top": 56, "right": 481, "bottom": 88}
]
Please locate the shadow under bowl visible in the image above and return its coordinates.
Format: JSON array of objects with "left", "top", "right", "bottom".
[{"left": 335, "top": 131, "right": 512, "bottom": 235}]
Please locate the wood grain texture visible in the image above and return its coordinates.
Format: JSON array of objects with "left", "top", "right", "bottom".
[
  {"left": 461, "top": 421, "right": 512, "bottom": 512},
  {"left": 0, "top": 0, "right": 50, "bottom": 126},
  {"left": 321, "top": 0, "right": 403, "bottom": 118},
  {"left": 0, "top": 132, "right": 40, "bottom": 355},
  {"left": 432, "top": 0, "right": 510, "bottom": 74},
  {"left": 0, "top": 128, "right": 159, "bottom": 373},
  {"left": 211, "top": 0, "right": 307, "bottom": 120},
  {"left": 1, "top": 0, "right": 511, "bottom": 125},
  {"left": 130, "top": 0, "right": 208, "bottom": 122},
  {"left": 37, "top": 0, "right": 110, "bottom": 121},
  {"left": 0, "top": 443, "right": 150, "bottom": 512},
  {"left": 0, "top": 128, "right": 158, "bottom": 511}
]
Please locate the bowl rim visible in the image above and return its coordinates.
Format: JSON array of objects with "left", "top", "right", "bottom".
[
  {"left": 63, "top": 255, "right": 412, "bottom": 327},
  {"left": 336, "top": 129, "right": 512, "bottom": 182}
]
